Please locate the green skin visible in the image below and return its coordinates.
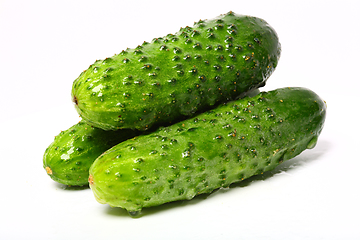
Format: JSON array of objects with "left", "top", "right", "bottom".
[
  {"left": 89, "top": 87, "right": 326, "bottom": 214},
  {"left": 43, "top": 121, "right": 138, "bottom": 186},
  {"left": 72, "top": 11, "right": 281, "bottom": 131}
]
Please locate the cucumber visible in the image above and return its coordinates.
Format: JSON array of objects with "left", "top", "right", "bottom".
[
  {"left": 43, "top": 121, "right": 138, "bottom": 186},
  {"left": 88, "top": 87, "right": 326, "bottom": 215},
  {"left": 72, "top": 11, "right": 281, "bottom": 131}
]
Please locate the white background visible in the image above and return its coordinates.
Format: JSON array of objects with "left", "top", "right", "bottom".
[{"left": 1, "top": 0, "right": 359, "bottom": 239}]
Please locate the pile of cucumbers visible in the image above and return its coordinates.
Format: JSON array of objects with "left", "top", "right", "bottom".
[{"left": 43, "top": 11, "right": 326, "bottom": 216}]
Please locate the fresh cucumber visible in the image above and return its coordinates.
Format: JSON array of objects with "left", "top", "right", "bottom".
[
  {"left": 88, "top": 87, "right": 326, "bottom": 214},
  {"left": 43, "top": 121, "right": 138, "bottom": 186},
  {"left": 72, "top": 11, "right": 281, "bottom": 131}
]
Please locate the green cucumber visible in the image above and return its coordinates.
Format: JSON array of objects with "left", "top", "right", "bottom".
[
  {"left": 72, "top": 11, "right": 281, "bottom": 131},
  {"left": 88, "top": 87, "right": 326, "bottom": 215},
  {"left": 43, "top": 120, "right": 138, "bottom": 186}
]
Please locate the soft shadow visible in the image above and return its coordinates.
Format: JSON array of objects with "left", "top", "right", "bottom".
[
  {"left": 104, "top": 139, "right": 331, "bottom": 218},
  {"left": 231, "top": 138, "right": 331, "bottom": 189},
  {"left": 53, "top": 182, "right": 89, "bottom": 191},
  {"left": 105, "top": 191, "right": 216, "bottom": 218},
  {"left": 105, "top": 206, "right": 131, "bottom": 217}
]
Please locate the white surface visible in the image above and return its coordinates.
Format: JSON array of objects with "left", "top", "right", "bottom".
[{"left": 1, "top": 0, "right": 359, "bottom": 239}]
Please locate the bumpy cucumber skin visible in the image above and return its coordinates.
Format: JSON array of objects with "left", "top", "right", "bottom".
[
  {"left": 72, "top": 11, "right": 281, "bottom": 131},
  {"left": 89, "top": 87, "right": 326, "bottom": 212},
  {"left": 43, "top": 121, "right": 138, "bottom": 186}
]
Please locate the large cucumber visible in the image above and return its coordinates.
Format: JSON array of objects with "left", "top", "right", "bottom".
[
  {"left": 88, "top": 87, "right": 326, "bottom": 214},
  {"left": 43, "top": 121, "right": 138, "bottom": 186},
  {"left": 72, "top": 11, "right": 281, "bottom": 131}
]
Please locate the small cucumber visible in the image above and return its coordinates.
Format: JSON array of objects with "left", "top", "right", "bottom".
[
  {"left": 88, "top": 87, "right": 326, "bottom": 214},
  {"left": 43, "top": 121, "right": 138, "bottom": 186},
  {"left": 72, "top": 11, "right": 281, "bottom": 131}
]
